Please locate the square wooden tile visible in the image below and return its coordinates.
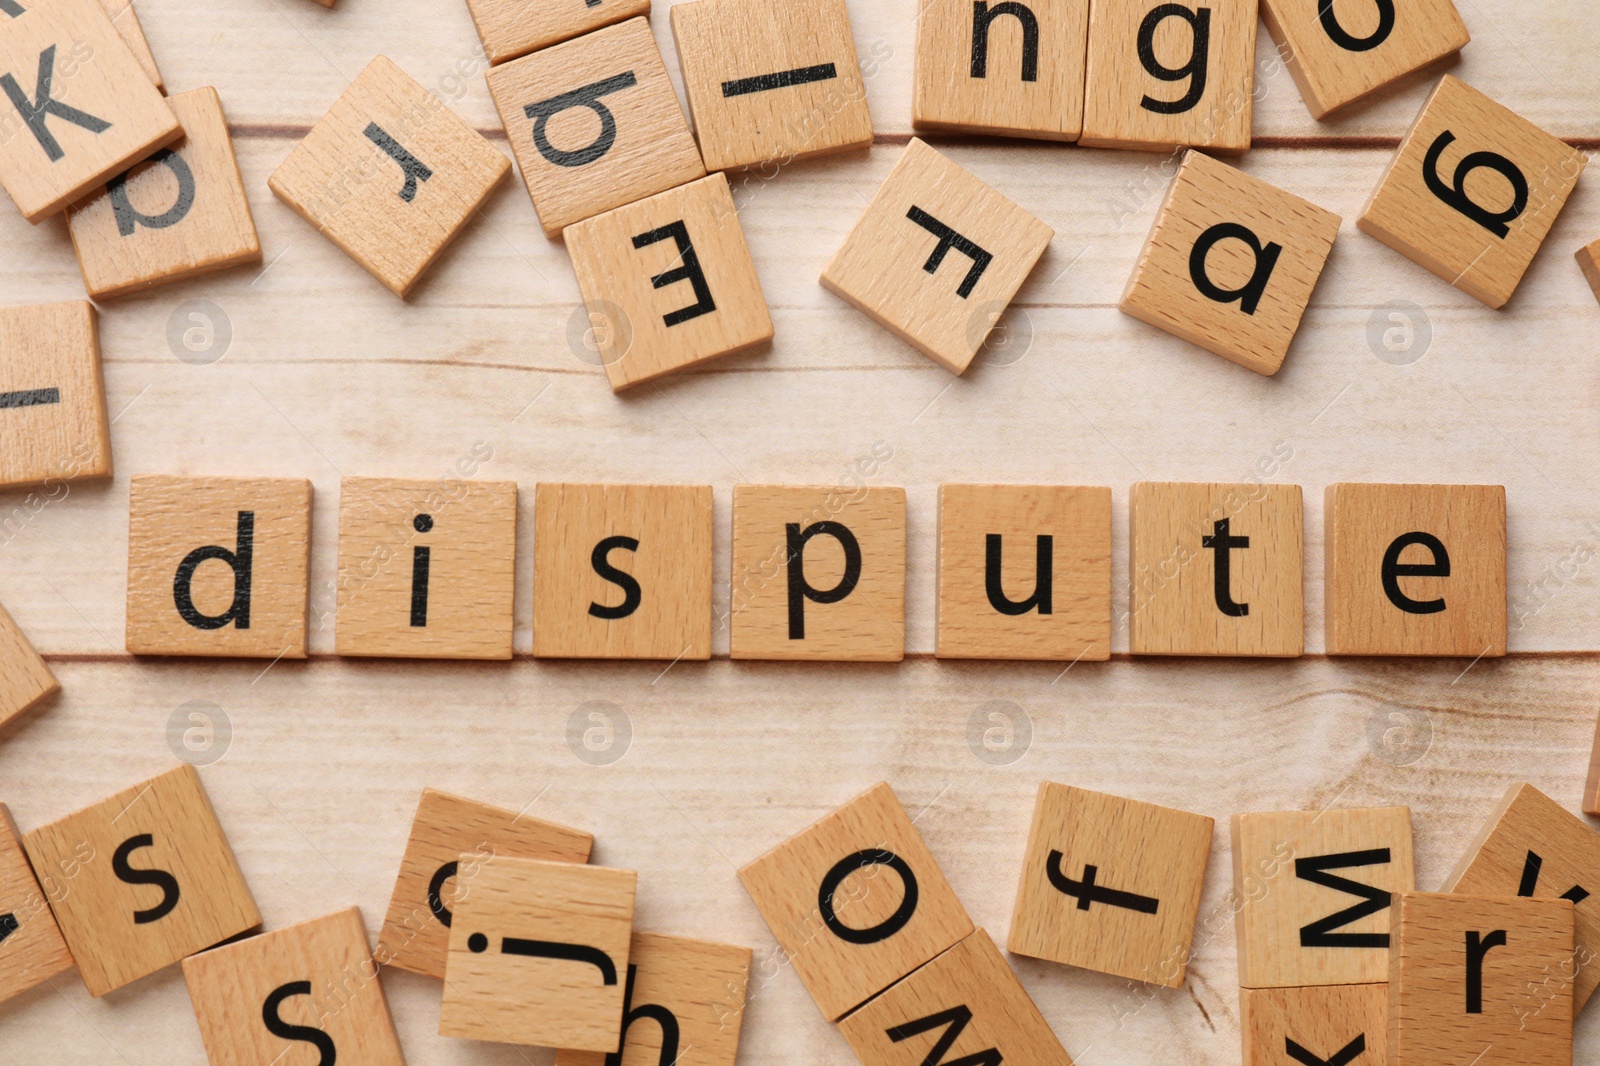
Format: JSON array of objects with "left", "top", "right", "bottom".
[
  {"left": 1389, "top": 893, "right": 1573, "bottom": 1066},
  {"left": 838, "top": 929, "right": 1074, "bottom": 1066},
  {"left": 555, "top": 931, "right": 753, "bottom": 1066},
  {"left": 1260, "top": 0, "right": 1467, "bottom": 118},
  {"left": 1008, "top": 782, "right": 1212, "bottom": 987},
  {"left": 914, "top": 0, "right": 1090, "bottom": 141},
  {"left": 466, "top": 0, "right": 649, "bottom": 65},
  {"left": 440, "top": 857, "right": 637, "bottom": 1051},
  {"left": 532, "top": 483, "right": 714, "bottom": 660},
  {"left": 1233, "top": 807, "right": 1415, "bottom": 988},
  {"left": 822, "top": 139, "right": 1052, "bottom": 375},
  {"left": 738, "top": 782, "right": 974, "bottom": 1020},
  {"left": 1324, "top": 483, "right": 1506, "bottom": 657},
  {"left": 1241, "top": 984, "right": 1387, "bottom": 1066},
  {"left": 1358, "top": 75, "right": 1585, "bottom": 309},
  {"left": 0, "top": 803, "right": 73, "bottom": 1006},
  {"left": 670, "top": 0, "right": 873, "bottom": 171},
  {"left": 1080, "top": 0, "right": 1256, "bottom": 152},
  {"left": 488, "top": 18, "right": 704, "bottom": 238},
  {"left": 1579, "top": 238, "right": 1600, "bottom": 307},
  {"left": 1120, "top": 150, "right": 1340, "bottom": 376},
  {"left": 0, "top": 0, "right": 178, "bottom": 221},
  {"left": 379, "top": 787, "right": 593, "bottom": 979},
  {"left": 0, "top": 598, "right": 56, "bottom": 731},
  {"left": 935, "top": 484, "right": 1111, "bottom": 661},
  {"left": 22, "top": 764, "right": 260, "bottom": 996},
  {"left": 335, "top": 476, "right": 518, "bottom": 660},
  {"left": 269, "top": 55, "right": 510, "bottom": 297},
  {"left": 730, "top": 484, "right": 906, "bottom": 661},
  {"left": 99, "top": 0, "right": 161, "bottom": 89},
  {"left": 126, "top": 476, "right": 312, "bottom": 659},
  {"left": 1441, "top": 783, "right": 1600, "bottom": 1011},
  {"left": 0, "top": 301, "right": 111, "bottom": 490},
  {"left": 182, "top": 907, "right": 406, "bottom": 1065},
  {"left": 1129, "top": 482, "right": 1304, "bottom": 657},
  {"left": 68, "top": 86, "right": 262, "bottom": 300},
  {"left": 565, "top": 172, "right": 772, "bottom": 391}
]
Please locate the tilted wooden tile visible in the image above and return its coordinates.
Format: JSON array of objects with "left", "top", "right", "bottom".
[
  {"left": 1259, "top": 0, "right": 1467, "bottom": 118},
  {"left": 555, "top": 931, "right": 753, "bottom": 1066},
  {"left": 1358, "top": 76, "right": 1585, "bottom": 309},
  {"left": 670, "top": 0, "right": 872, "bottom": 171},
  {"left": 839, "top": 929, "right": 1074, "bottom": 1066},
  {"left": 1579, "top": 238, "right": 1600, "bottom": 307},
  {"left": 936, "top": 484, "right": 1111, "bottom": 661},
  {"left": 1120, "top": 150, "right": 1340, "bottom": 377},
  {"left": 730, "top": 484, "right": 906, "bottom": 661},
  {"left": 22, "top": 764, "right": 260, "bottom": 996},
  {"left": 0, "top": 802, "right": 73, "bottom": 1005},
  {"left": 565, "top": 172, "right": 772, "bottom": 391},
  {"left": 1241, "top": 984, "right": 1387, "bottom": 1066},
  {"left": 440, "top": 857, "right": 636, "bottom": 1051},
  {"left": 1389, "top": 893, "right": 1573, "bottom": 1066},
  {"left": 1440, "top": 783, "right": 1600, "bottom": 1011},
  {"left": 182, "top": 907, "right": 405, "bottom": 1066},
  {"left": 1233, "top": 807, "right": 1415, "bottom": 988},
  {"left": 379, "top": 787, "right": 593, "bottom": 979},
  {"left": 488, "top": 18, "right": 704, "bottom": 238},
  {"left": 0, "top": 0, "right": 178, "bottom": 221},
  {"left": 99, "top": 0, "right": 161, "bottom": 89},
  {"left": 126, "top": 476, "right": 312, "bottom": 658},
  {"left": 68, "top": 87, "right": 262, "bottom": 300},
  {"left": 269, "top": 55, "right": 510, "bottom": 297},
  {"left": 466, "top": 0, "right": 650, "bottom": 65},
  {"left": 1008, "top": 782, "right": 1212, "bottom": 987},
  {"left": 821, "top": 139, "right": 1053, "bottom": 375},
  {"left": 335, "top": 476, "right": 517, "bottom": 660},
  {"left": 914, "top": 0, "right": 1089, "bottom": 141},
  {"left": 1080, "top": 0, "right": 1256, "bottom": 152},
  {"left": 0, "top": 301, "right": 111, "bottom": 490},
  {"left": 739, "top": 782, "right": 973, "bottom": 1020},
  {"left": 0, "top": 598, "right": 56, "bottom": 731},
  {"left": 1324, "top": 483, "right": 1506, "bottom": 657},
  {"left": 533, "top": 483, "right": 714, "bottom": 660},
  {"left": 1587, "top": 716, "right": 1600, "bottom": 818},
  {"left": 1129, "top": 482, "right": 1304, "bottom": 657}
]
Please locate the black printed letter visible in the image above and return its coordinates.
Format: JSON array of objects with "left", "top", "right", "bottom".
[
  {"left": 1423, "top": 131, "right": 1528, "bottom": 238},
  {"left": 1296, "top": 849, "right": 1392, "bottom": 949},
  {"left": 1318, "top": 0, "right": 1393, "bottom": 51},
  {"left": 1189, "top": 222, "right": 1281, "bottom": 314},
  {"left": 262, "top": 981, "right": 337, "bottom": 1065},
  {"left": 109, "top": 150, "right": 195, "bottom": 236},
  {"left": 632, "top": 220, "right": 715, "bottom": 325},
  {"left": 606, "top": 964, "right": 681, "bottom": 1066},
  {"left": 971, "top": 1, "right": 1039, "bottom": 81},
  {"left": 1202, "top": 518, "right": 1249, "bottom": 618},
  {"left": 985, "top": 533, "right": 1052, "bottom": 616},
  {"left": 1137, "top": 4, "right": 1210, "bottom": 114},
  {"left": 364, "top": 122, "right": 432, "bottom": 202},
  {"left": 1465, "top": 929, "right": 1506, "bottom": 1013},
  {"left": 886, "top": 1005, "right": 1002, "bottom": 1066},
  {"left": 524, "top": 72, "right": 637, "bottom": 167},
  {"left": 818, "top": 849, "right": 918, "bottom": 944},
  {"left": 786, "top": 521, "right": 862, "bottom": 640},
  {"left": 173, "top": 511, "right": 254, "bottom": 631},
  {"left": 0, "top": 46, "right": 111, "bottom": 162},
  {"left": 112, "top": 834, "right": 180, "bottom": 925},
  {"left": 907, "top": 206, "right": 993, "bottom": 298},
  {"left": 589, "top": 535, "right": 643, "bottom": 620},
  {"left": 1380, "top": 531, "right": 1449, "bottom": 615}
]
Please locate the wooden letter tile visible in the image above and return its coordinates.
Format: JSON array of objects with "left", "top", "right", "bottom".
[
  {"left": 1358, "top": 75, "right": 1585, "bottom": 309},
  {"left": 914, "top": 0, "right": 1090, "bottom": 141},
  {"left": 379, "top": 787, "right": 592, "bottom": 979},
  {"left": 1587, "top": 716, "right": 1600, "bottom": 818},
  {"left": 182, "top": 907, "right": 406, "bottom": 1065},
  {"left": 555, "top": 931, "right": 753, "bottom": 1066},
  {"left": 1324, "top": 483, "right": 1506, "bottom": 657},
  {"left": 0, "top": 803, "right": 73, "bottom": 1005},
  {"left": 1233, "top": 807, "right": 1415, "bottom": 988},
  {"left": 0, "top": 301, "right": 111, "bottom": 490},
  {"left": 488, "top": 18, "right": 704, "bottom": 238},
  {"left": 269, "top": 55, "right": 510, "bottom": 297},
  {"left": 1120, "top": 150, "right": 1340, "bottom": 376},
  {"left": 1389, "top": 893, "right": 1573, "bottom": 1066},
  {"left": 466, "top": 0, "right": 649, "bottom": 65},
  {"left": 564, "top": 172, "right": 772, "bottom": 391},
  {"left": 68, "top": 87, "right": 262, "bottom": 300},
  {"left": 936, "top": 484, "right": 1111, "bottom": 661},
  {"left": 670, "top": 0, "right": 873, "bottom": 171},
  {"left": 738, "top": 782, "right": 974, "bottom": 1020},
  {"left": 1080, "top": 0, "right": 1256, "bottom": 152},
  {"left": 1441, "top": 783, "right": 1600, "bottom": 1011},
  {"left": 1578, "top": 237, "right": 1600, "bottom": 307},
  {"left": 0, "top": 598, "right": 57, "bottom": 731},
  {"left": 0, "top": 0, "right": 179, "bottom": 222},
  {"left": 821, "top": 139, "right": 1053, "bottom": 375},
  {"left": 22, "top": 764, "right": 260, "bottom": 996},
  {"left": 1129, "top": 482, "right": 1304, "bottom": 657},
  {"left": 335, "top": 476, "right": 518, "bottom": 660},
  {"left": 99, "top": 0, "right": 161, "bottom": 90},
  {"left": 1241, "top": 984, "right": 1387, "bottom": 1066},
  {"left": 126, "top": 476, "right": 312, "bottom": 659},
  {"left": 1008, "top": 782, "right": 1212, "bottom": 987},
  {"left": 730, "top": 484, "right": 906, "bottom": 662},
  {"left": 532, "top": 483, "right": 714, "bottom": 660},
  {"left": 1260, "top": 0, "right": 1467, "bottom": 118},
  {"left": 838, "top": 929, "right": 1075, "bottom": 1066},
  {"left": 440, "top": 857, "right": 637, "bottom": 1051}
]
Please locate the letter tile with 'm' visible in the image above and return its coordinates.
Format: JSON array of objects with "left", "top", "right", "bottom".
[
  {"left": 0, "top": 802, "right": 72, "bottom": 1005},
  {"left": 0, "top": 598, "right": 56, "bottom": 731},
  {"left": 0, "top": 300, "right": 111, "bottom": 490},
  {"left": 1241, "top": 984, "right": 1387, "bottom": 1066}
]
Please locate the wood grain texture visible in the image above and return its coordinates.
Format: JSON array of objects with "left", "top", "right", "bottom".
[
  {"left": 466, "top": 0, "right": 651, "bottom": 66},
  {"left": 0, "top": 598, "right": 57, "bottom": 730},
  {"left": 0, "top": 301, "right": 110, "bottom": 490},
  {"left": 0, "top": 802, "right": 73, "bottom": 1006},
  {"left": 98, "top": 0, "right": 162, "bottom": 90},
  {"left": 1240, "top": 983, "right": 1386, "bottom": 1066}
]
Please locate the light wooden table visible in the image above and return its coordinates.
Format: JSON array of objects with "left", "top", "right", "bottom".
[{"left": 3, "top": 0, "right": 1600, "bottom": 1062}]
